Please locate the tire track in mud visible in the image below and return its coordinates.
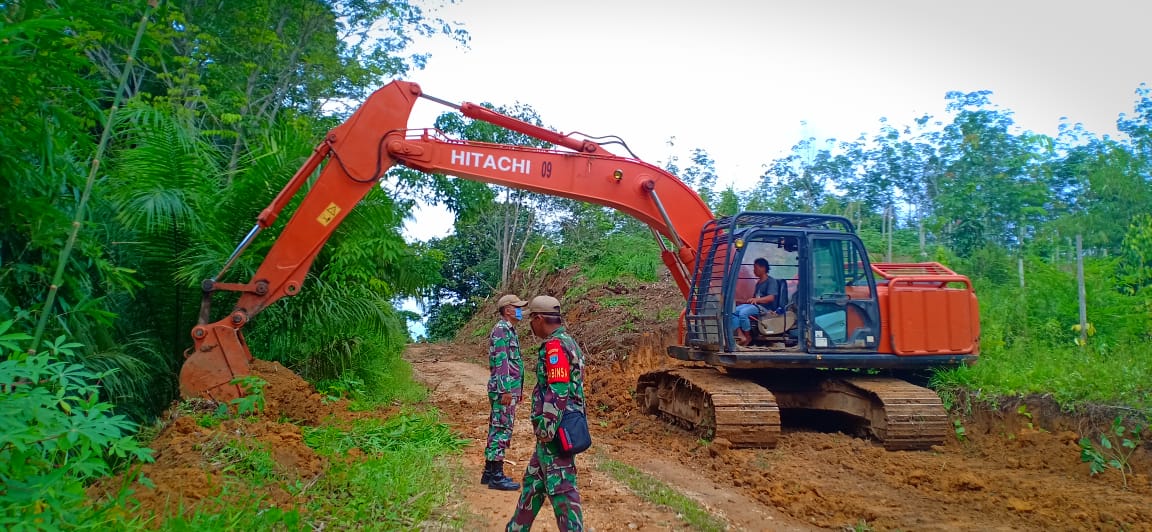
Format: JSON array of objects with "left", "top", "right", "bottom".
[
  {"left": 587, "top": 336, "right": 1152, "bottom": 532},
  {"left": 407, "top": 343, "right": 816, "bottom": 531}
]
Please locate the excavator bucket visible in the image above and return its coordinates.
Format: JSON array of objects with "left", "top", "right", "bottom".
[{"left": 178, "top": 323, "right": 254, "bottom": 401}]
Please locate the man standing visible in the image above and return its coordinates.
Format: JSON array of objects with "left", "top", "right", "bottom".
[
  {"left": 484, "top": 294, "right": 529, "bottom": 491},
  {"left": 506, "top": 295, "right": 586, "bottom": 532}
]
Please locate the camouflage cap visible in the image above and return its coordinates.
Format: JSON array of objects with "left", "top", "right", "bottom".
[
  {"left": 496, "top": 294, "right": 528, "bottom": 308},
  {"left": 527, "top": 295, "right": 562, "bottom": 315}
]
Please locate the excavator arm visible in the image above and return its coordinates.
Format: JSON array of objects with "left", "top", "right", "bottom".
[
  {"left": 384, "top": 130, "right": 712, "bottom": 294},
  {"left": 180, "top": 80, "right": 713, "bottom": 400}
]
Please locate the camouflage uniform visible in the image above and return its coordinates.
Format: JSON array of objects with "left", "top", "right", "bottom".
[
  {"left": 506, "top": 326, "right": 586, "bottom": 532},
  {"left": 486, "top": 318, "right": 523, "bottom": 462}
]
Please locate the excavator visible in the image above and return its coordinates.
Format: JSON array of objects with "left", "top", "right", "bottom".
[{"left": 180, "top": 80, "right": 980, "bottom": 450}]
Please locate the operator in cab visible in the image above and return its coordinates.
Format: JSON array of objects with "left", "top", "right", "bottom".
[
  {"left": 506, "top": 295, "right": 587, "bottom": 532},
  {"left": 731, "top": 257, "right": 786, "bottom": 346}
]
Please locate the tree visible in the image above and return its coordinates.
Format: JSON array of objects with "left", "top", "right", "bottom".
[
  {"left": 932, "top": 91, "right": 1049, "bottom": 256},
  {"left": 751, "top": 135, "right": 850, "bottom": 212},
  {"left": 425, "top": 102, "right": 554, "bottom": 287},
  {"left": 1, "top": 0, "right": 467, "bottom": 417}
]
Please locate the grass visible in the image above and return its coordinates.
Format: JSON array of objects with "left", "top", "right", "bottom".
[
  {"left": 360, "top": 356, "right": 429, "bottom": 406},
  {"left": 213, "top": 439, "right": 282, "bottom": 486},
  {"left": 155, "top": 490, "right": 305, "bottom": 532},
  {"left": 96, "top": 349, "right": 464, "bottom": 532},
  {"left": 302, "top": 412, "right": 469, "bottom": 529},
  {"left": 600, "top": 295, "right": 638, "bottom": 308},
  {"left": 597, "top": 459, "right": 727, "bottom": 532},
  {"left": 656, "top": 307, "right": 681, "bottom": 322},
  {"left": 124, "top": 411, "right": 468, "bottom": 531},
  {"left": 932, "top": 339, "right": 1152, "bottom": 415},
  {"left": 928, "top": 262, "right": 1152, "bottom": 417}
]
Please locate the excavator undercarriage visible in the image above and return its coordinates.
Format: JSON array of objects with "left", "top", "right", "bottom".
[{"left": 636, "top": 367, "right": 949, "bottom": 450}]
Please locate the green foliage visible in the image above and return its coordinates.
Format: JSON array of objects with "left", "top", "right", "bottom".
[
  {"left": 248, "top": 280, "right": 416, "bottom": 405},
  {"left": 302, "top": 412, "right": 467, "bottom": 528},
  {"left": 157, "top": 490, "right": 304, "bottom": 532},
  {"left": 952, "top": 419, "right": 967, "bottom": 442},
  {"left": 1117, "top": 213, "right": 1152, "bottom": 294},
  {"left": 0, "top": 325, "right": 153, "bottom": 529},
  {"left": 213, "top": 439, "right": 281, "bottom": 486},
  {"left": 931, "top": 254, "right": 1152, "bottom": 412},
  {"left": 425, "top": 301, "right": 479, "bottom": 342},
  {"left": 229, "top": 376, "right": 268, "bottom": 416},
  {"left": 597, "top": 459, "right": 727, "bottom": 532},
  {"left": 316, "top": 374, "right": 366, "bottom": 403},
  {"left": 2, "top": 0, "right": 465, "bottom": 427},
  {"left": 303, "top": 411, "right": 467, "bottom": 455},
  {"left": 566, "top": 228, "right": 662, "bottom": 284},
  {"left": 1078, "top": 417, "right": 1144, "bottom": 488}
]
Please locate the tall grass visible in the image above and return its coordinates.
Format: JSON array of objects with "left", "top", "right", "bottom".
[
  {"left": 933, "top": 256, "right": 1152, "bottom": 413},
  {"left": 933, "top": 342, "right": 1152, "bottom": 412},
  {"left": 578, "top": 231, "right": 662, "bottom": 284}
]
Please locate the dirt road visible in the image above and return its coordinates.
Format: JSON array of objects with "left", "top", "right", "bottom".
[
  {"left": 408, "top": 343, "right": 813, "bottom": 531},
  {"left": 409, "top": 339, "right": 1151, "bottom": 532}
]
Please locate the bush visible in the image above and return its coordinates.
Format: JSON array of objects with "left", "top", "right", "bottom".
[{"left": 0, "top": 321, "right": 154, "bottom": 529}]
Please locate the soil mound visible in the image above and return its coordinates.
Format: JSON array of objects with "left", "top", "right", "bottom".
[
  {"left": 92, "top": 361, "right": 338, "bottom": 522},
  {"left": 458, "top": 267, "right": 684, "bottom": 367},
  {"left": 250, "top": 359, "right": 342, "bottom": 424}
]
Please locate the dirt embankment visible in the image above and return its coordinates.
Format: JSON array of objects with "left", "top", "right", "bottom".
[
  {"left": 90, "top": 360, "right": 367, "bottom": 521},
  {"left": 437, "top": 269, "right": 1152, "bottom": 531}
]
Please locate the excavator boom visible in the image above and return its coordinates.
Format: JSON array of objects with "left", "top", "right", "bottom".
[{"left": 180, "top": 81, "right": 713, "bottom": 400}]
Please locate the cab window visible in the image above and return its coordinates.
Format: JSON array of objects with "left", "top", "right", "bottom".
[{"left": 809, "top": 237, "right": 878, "bottom": 349}]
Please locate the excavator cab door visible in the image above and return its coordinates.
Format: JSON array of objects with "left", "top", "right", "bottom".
[{"left": 805, "top": 235, "right": 881, "bottom": 351}]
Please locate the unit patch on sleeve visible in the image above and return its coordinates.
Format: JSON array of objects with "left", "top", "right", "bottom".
[{"left": 543, "top": 338, "right": 570, "bottom": 384}]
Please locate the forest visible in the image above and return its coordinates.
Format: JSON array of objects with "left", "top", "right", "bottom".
[{"left": 2, "top": 0, "right": 1150, "bottom": 529}]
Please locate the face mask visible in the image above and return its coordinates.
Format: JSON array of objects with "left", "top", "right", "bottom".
[{"left": 514, "top": 307, "right": 523, "bottom": 320}]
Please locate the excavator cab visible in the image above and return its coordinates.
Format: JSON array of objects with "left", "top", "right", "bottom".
[
  {"left": 641, "top": 211, "right": 979, "bottom": 449},
  {"left": 678, "top": 211, "right": 883, "bottom": 358}
]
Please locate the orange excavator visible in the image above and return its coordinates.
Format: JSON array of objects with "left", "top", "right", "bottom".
[{"left": 181, "top": 81, "right": 979, "bottom": 450}]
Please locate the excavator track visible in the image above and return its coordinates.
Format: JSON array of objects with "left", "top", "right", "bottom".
[
  {"left": 636, "top": 368, "right": 780, "bottom": 448},
  {"left": 838, "top": 377, "right": 950, "bottom": 451},
  {"left": 767, "top": 375, "right": 950, "bottom": 451}
]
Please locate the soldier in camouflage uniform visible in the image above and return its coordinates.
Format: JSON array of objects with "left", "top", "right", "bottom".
[
  {"left": 483, "top": 294, "right": 529, "bottom": 491},
  {"left": 506, "top": 295, "right": 586, "bottom": 532}
]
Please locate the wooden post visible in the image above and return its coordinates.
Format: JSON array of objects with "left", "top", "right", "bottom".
[
  {"left": 886, "top": 204, "right": 893, "bottom": 263},
  {"left": 1076, "top": 234, "right": 1087, "bottom": 347},
  {"left": 1018, "top": 257, "right": 1025, "bottom": 288}
]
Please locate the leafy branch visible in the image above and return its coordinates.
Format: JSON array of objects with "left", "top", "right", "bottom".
[
  {"left": 229, "top": 375, "right": 268, "bottom": 416},
  {"left": 0, "top": 321, "right": 154, "bottom": 527},
  {"left": 1079, "top": 417, "right": 1144, "bottom": 489}
]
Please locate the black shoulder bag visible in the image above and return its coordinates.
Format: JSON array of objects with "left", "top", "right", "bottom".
[{"left": 557, "top": 409, "right": 591, "bottom": 455}]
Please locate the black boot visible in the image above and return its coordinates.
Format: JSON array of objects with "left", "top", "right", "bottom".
[
  {"left": 487, "top": 460, "right": 520, "bottom": 491},
  {"left": 480, "top": 460, "right": 495, "bottom": 485}
]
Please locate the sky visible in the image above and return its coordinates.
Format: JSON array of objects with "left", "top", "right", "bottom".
[
  {"left": 398, "top": 0, "right": 1148, "bottom": 242},
  {"left": 395, "top": 0, "right": 1149, "bottom": 334}
]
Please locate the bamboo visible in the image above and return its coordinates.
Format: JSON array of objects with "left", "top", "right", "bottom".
[{"left": 30, "top": 2, "right": 158, "bottom": 353}]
